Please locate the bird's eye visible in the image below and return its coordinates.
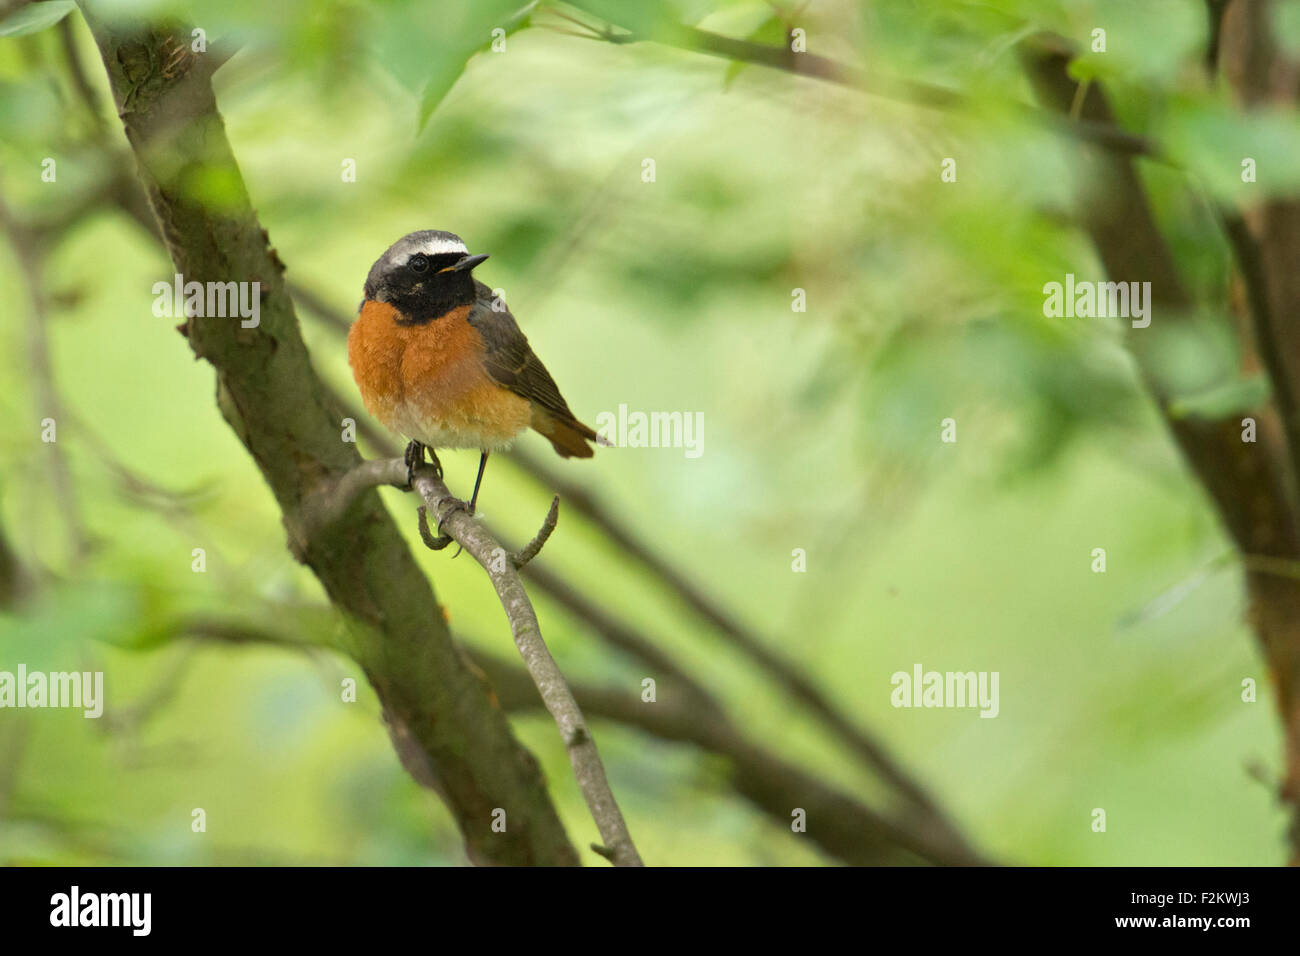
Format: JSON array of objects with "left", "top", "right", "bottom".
[{"left": 408, "top": 255, "right": 429, "bottom": 274}]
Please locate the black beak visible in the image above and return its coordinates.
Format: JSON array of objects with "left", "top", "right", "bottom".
[{"left": 452, "top": 253, "right": 490, "bottom": 272}]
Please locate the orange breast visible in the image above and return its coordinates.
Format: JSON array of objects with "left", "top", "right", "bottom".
[{"left": 347, "top": 300, "right": 531, "bottom": 450}]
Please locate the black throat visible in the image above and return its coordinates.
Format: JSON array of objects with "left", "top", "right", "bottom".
[{"left": 390, "top": 273, "right": 477, "bottom": 325}]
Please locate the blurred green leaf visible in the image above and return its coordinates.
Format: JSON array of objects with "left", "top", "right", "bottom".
[
  {"left": 566, "top": 0, "right": 678, "bottom": 37},
  {"left": 1272, "top": 0, "right": 1300, "bottom": 59},
  {"left": 1168, "top": 375, "right": 1270, "bottom": 420},
  {"left": 421, "top": 4, "right": 545, "bottom": 131},
  {"left": 0, "top": 580, "right": 145, "bottom": 655},
  {"left": 0, "top": 1, "right": 75, "bottom": 38},
  {"left": 0, "top": 79, "right": 63, "bottom": 142},
  {"left": 1065, "top": 54, "right": 1121, "bottom": 84},
  {"left": 1159, "top": 93, "right": 1300, "bottom": 201}
]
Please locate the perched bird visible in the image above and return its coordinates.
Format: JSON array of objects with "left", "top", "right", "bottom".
[{"left": 348, "top": 230, "right": 602, "bottom": 512}]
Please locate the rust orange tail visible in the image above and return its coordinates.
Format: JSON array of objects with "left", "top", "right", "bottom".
[{"left": 530, "top": 406, "right": 600, "bottom": 458}]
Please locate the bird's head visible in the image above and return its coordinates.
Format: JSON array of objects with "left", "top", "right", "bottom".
[{"left": 363, "top": 230, "right": 489, "bottom": 324}]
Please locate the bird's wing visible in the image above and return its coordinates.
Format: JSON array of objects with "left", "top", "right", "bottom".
[{"left": 467, "top": 282, "right": 579, "bottom": 424}]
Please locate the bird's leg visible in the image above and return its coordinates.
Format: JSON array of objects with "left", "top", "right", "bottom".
[
  {"left": 403, "top": 441, "right": 425, "bottom": 489},
  {"left": 467, "top": 451, "right": 489, "bottom": 515}
]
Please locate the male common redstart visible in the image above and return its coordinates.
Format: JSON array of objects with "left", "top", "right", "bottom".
[{"left": 348, "top": 230, "right": 602, "bottom": 511}]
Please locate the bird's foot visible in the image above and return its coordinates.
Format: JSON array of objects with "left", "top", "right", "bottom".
[
  {"left": 415, "top": 495, "right": 470, "bottom": 557},
  {"left": 403, "top": 442, "right": 443, "bottom": 488},
  {"left": 416, "top": 494, "right": 467, "bottom": 554},
  {"left": 435, "top": 494, "right": 470, "bottom": 559},
  {"left": 433, "top": 494, "right": 469, "bottom": 533},
  {"left": 404, "top": 441, "right": 424, "bottom": 490}
]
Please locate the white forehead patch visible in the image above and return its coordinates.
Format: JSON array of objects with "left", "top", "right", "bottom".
[{"left": 413, "top": 236, "right": 467, "bottom": 256}]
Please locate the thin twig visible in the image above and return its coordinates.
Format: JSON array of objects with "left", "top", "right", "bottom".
[
  {"left": 0, "top": 192, "right": 93, "bottom": 563},
  {"left": 409, "top": 459, "right": 643, "bottom": 866},
  {"left": 511, "top": 496, "right": 559, "bottom": 568}
]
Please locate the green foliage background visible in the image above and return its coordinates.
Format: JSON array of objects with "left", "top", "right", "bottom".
[{"left": 1, "top": 0, "right": 1295, "bottom": 864}]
